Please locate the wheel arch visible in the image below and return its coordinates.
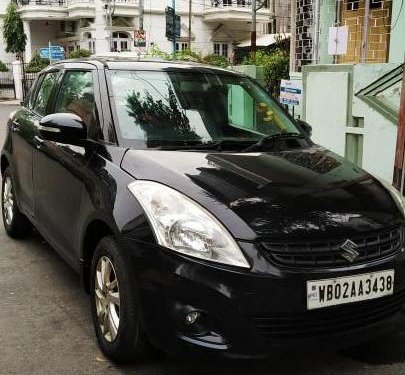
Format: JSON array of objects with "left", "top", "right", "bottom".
[{"left": 81, "top": 218, "right": 115, "bottom": 294}]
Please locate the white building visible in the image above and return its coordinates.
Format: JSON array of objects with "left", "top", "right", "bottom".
[{"left": 0, "top": 0, "right": 276, "bottom": 63}]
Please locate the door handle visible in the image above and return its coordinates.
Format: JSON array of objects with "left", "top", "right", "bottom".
[{"left": 33, "top": 136, "right": 45, "bottom": 149}]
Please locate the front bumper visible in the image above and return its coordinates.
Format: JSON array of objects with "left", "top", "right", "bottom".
[{"left": 122, "top": 238, "right": 405, "bottom": 358}]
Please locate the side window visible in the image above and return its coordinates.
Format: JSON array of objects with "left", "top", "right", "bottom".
[
  {"left": 54, "top": 70, "right": 96, "bottom": 131},
  {"left": 32, "top": 71, "right": 60, "bottom": 116}
]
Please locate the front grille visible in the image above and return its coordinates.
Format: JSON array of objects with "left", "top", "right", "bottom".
[
  {"left": 253, "top": 291, "right": 405, "bottom": 340},
  {"left": 261, "top": 225, "right": 403, "bottom": 269}
]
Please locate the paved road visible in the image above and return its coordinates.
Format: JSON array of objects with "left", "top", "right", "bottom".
[{"left": 1, "top": 103, "right": 405, "bottom": 374}]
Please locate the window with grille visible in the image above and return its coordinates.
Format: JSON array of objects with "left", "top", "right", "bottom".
[
  {"left": 214, "top": 43, "right": 229, "bottom": 57},
  {"left": 176, "top": 43, "right": 189, "bottom": 51},
  {"left": 347, "top": 0, "right": 359, "bottom": 11},
  {"left": 370, "top": 0, "right": 382, "bottom": 9}
]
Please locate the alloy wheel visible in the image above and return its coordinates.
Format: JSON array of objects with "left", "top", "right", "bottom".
[
  {"left": 3, "top": 176, "right": 14, "bottom": 227},
  {"left": 95, "top": 256, "right": 121, "bottom": 343}
]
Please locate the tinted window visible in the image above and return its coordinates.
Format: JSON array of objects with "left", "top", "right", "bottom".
[
  {"left": 109, "top": 70, "right": 301, "bottom": 148},
  {"left": 55, "top": 71, "right": 95, "bottom": 129},
  {"left": 32, "top": 71, "right": 60, "bottom": 116}
]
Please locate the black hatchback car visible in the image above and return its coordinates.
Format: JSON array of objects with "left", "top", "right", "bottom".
[{"left": 2, "top": 57, "right": 405, "bottom": 363}]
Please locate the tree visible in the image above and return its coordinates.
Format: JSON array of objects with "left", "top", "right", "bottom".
[
  {"left": 3, "top": 2, "right": 27, "bottom": 60},
  {"left": 25, "top": 52, "right": 50, "bottom": 73},
  {"left": 69, "top": 48, "right": 92, "bottom": 59},
  {"left": 0, "top": 61, "right": 9, "bottom": 72},
  {"left": 243, "top": 49, "right": 290, "bottom": 98}
]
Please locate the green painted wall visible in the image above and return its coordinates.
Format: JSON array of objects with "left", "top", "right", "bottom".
[
  {"left": 319, "top": 0, "right": 336, "bottom": 65},
  {"left": 389, "top": 0, "right": 405, "bottom": 63}
]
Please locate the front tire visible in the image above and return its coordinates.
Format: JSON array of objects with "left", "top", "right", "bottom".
[
  {"left": 2, "top": 167, "right": 31, "bottom": 238},
  {"left": 90, "top": 236, "right": 150, "bottom": 364}
]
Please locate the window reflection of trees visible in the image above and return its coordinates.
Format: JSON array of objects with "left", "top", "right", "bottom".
[{"left": 126, "top": 86, "right": 200, "bottom": 143}]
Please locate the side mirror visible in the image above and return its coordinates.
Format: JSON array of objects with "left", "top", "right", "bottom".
[
  {"left": 296, "top": 119, "right": 312, "bottom": 137},
  {"left": 39, "top": 113, "right": 87, "bottom": 145}
]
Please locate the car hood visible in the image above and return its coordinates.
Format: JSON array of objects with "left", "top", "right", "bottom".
[{"left": 121, "top": 146, "right": 403, "bottom": 241}]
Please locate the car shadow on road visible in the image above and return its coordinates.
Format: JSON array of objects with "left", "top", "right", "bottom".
[{"left": 339, "top": 332, "right": 405, "bottom": 366}]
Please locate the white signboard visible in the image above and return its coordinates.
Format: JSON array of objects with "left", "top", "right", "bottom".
[
  {"left": 328, "top": 26, "right": 349, "bottom": 55},
  {"left": 279, "top": 80, "right": 302, "bottom": 106}
]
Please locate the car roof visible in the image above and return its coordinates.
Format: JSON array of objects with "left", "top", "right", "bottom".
[{"left": 48, "top": 54, "right": 242, "bottom": 76}]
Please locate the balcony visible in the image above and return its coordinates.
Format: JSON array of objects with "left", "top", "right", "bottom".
[
  {"left": 67, "top": 0, "right": 95, "bottom": 19},
  {"left": 17, "top": 0, "right": 95, "bottom": 20},
  {"left": 17, "top": 0, "right": 68, "bottom": 20},
  {"left": 204, "top": 1, "right": 272, "bottom": 24},
  {"left": 112, "top": 0, "right": 138, "bottom": 17}
]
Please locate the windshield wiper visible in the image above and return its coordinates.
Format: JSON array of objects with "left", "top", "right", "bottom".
[
  {"left": 164, "top": 140, "right": 253, "bottom": 152},
  {"left": 242, "top": 133, "right": 305, "bottom": 153}
]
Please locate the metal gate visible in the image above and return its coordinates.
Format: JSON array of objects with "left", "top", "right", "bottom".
[
  {"left": 22, "top": 63, "right": 38, "bottom": 100},
  {"left": 0, "top": 63, "right": 15, "bottom": 100}
]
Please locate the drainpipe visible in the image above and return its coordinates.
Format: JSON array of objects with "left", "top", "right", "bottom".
[
  {"left": 361, "top": 0, "right": 370, "bottom": 63},
  {"left": 394, "top": 65, "right": 405, "bottom": 192}
]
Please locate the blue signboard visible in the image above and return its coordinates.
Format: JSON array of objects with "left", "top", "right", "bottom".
[
  {"left": 279, "top": 79, "right": 302, "bottom": 106},
  {"left": 40, "top": 46, "right": 65, "bottom": 61}
]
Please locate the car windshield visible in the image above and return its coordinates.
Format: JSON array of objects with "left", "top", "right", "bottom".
[{"left": 109, "top": 69, "right": 302, "bottom": 149}]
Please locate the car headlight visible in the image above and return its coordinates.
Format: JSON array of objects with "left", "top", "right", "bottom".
[
  {"left": 128, "top": 180, "right": 250, "bottom": 268},
  {"left": 375, "top": 176, "right": 405, "bottom": 217}
]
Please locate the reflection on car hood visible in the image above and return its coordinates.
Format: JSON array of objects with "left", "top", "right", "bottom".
[{"left": 121, "top": 146, "right": 403, "bottom": 241}]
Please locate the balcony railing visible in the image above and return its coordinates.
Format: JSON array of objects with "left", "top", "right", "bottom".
[
  {"left": 68, "top": 0, "right": 94, "bottom": 5},
  {"left": 17, "top": 0, "right": 66, "bottom": 5},
  {"left": 17, "top": 0, "right": 96, "bottom": 5},
  {"left": 210, "top": 0, "right": 268, "bottom": 9}
]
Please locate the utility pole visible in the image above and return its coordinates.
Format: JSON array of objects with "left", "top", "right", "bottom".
[
  {"left": 105, "top": 0, "right": 115, "bottom": 52},
  {"left": 251, "top": 1, "right": 266, "bottom": 61},
  {"left": 251, "top": 0, "right": 257, "bottom": 61},
  {"left": 139, "top": 0, "right": 144, "bottom": 31},
  {"left": 172, "top": 0, "right": 176, "bottom": 59},
  {"left": 188, "top": 0, "right": 192, "bottom": 49}
]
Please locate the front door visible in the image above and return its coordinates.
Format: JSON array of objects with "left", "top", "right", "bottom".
[
  {"left": 11, "top": 71, "right": 60, "bottom": 217},
  {"left": 33, "top": 69, "right": 98, "bottom": 261}
]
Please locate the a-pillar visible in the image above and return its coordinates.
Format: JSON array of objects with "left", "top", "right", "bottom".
[{"left": 394, "top": 62, "right": 405, "bottom": 192}]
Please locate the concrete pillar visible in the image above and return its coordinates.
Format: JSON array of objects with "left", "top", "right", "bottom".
[
  {"left": 94, "top": 0, "right": 110, "bottom": 54},
  {"left": 12, "top": 60, "right": 24, "bottom": 101},
  {"left": 389, "top": 0, "right": 405, "bottom": 63},
  {"left": 23, "top": 20, "right": 32, "bottom": 62}
]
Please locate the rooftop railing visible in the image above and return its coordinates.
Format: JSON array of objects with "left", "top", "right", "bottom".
[
  {"left": 210, "top": 0, "right": 269, "bottom": 8},
  {"left": 17, "top": 0, "right": 66, "bottom": 6}
]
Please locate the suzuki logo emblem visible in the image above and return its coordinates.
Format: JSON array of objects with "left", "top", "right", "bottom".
[{"left": 340, "top": 239, "right": 360, "bottom": 263}]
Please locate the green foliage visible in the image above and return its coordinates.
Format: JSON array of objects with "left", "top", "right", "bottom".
[
  {"left": 25, "top": 52, "right": 50, "bottom": 73},
  {"left": 202, "top": 54, "right": 229, "bottom": 68},
  {"left": 69, "top": 48, "right": 92, "bottom": 59},
  {"left": 147, "top": 45, "right": 229, "bottom": 68},
  {"left": 3, "top": 2, "right": 26, "bottom": 59},
  {"left": 175, "top": 49, "right": 202, "bottom": 63},
  {"left": 0, "top": 61, "right": 9, "bottom": 72},
  {"left": 148, "top": 44, "right": 172, "bottom": 60},
  {"left": 243, "top": 49, "right": 290, "bottom": 97}
]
